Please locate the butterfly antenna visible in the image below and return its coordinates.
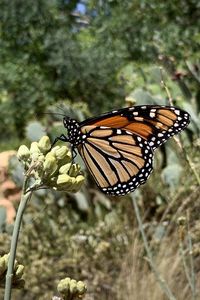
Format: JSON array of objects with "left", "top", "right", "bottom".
[
  {"left": 35, "top": 112, "right": 66, "bottom": 118},
  {"left": 54, "top": 104, "right": 67, "bottom": 114}
]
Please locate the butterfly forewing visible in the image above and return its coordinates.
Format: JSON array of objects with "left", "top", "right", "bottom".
[
  {"left": 78, "top": 126, "right": 153, "bottom": 196},
  {"left": 80, "top": 105, "right": 190, "bottom": 150}
]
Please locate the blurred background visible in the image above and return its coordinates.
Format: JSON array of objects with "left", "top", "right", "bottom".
[{"left": 0, "top": 1, "right": 200, "bottom": 299}]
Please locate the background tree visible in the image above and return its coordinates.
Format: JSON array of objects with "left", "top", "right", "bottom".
[{"left": 0, "top": 0, "right": 199, "bottom": 139}]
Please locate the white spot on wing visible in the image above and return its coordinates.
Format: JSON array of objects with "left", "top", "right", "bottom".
[
  {"left": 150, "top": 112, "right": 155, "bottom": 118},
  {"left": 175, "top": 110, "right": 180, "bottom": 115},
  {"left": 126, "top": 130, "right": 132, "bottom": 135}
]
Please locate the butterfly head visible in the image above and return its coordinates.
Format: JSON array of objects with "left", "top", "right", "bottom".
[{"left": 63, "top": 116, "right": 82, "bottom": 146}]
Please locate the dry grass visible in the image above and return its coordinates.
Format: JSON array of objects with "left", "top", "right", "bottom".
[{"left": 116, "top": 230, "right": 200, "bottom": 300}]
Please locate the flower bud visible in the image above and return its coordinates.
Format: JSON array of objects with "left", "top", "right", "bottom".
[
  {"left": 38, "top": 136, "right": 51, "bottom": 153},
  {"left": 45, "top": 151, "right": 56, "bottom": 160},
  {"left": 37, "top": 154, "right": 45, "bottom": 163},
  {"left": 0, "top": 255, "right": 7, "bottom": 275},
  {"left": 57, "top": 277, "right": 86, "bottom": 298},
  {"left": 56, "top": 174, "right": 75, "bottom": 189},
  {"left": 59, "top": 163, "right": 71, "bottom": 174},
  {"left": 50, "top": 146, "right": 60, "bottom": 154},
  {"left": 17, "top": 136, "right": 84, "bottom": 193},
  {"left": 30, "top": 152, "right": 40, "bottom": 162},
  {"left": 3, "top": 253, "right": 9, "bottom": 266},
  {"left": 55, "top": 146, "right": 69, "bottom": 160},
  {"left": 57, "top": 277, "right": 71, "bottom": 294},
  {"left": 43, "top": 154, "right": 58, "bottom": 176},
  {"left": 17, "top": 145, "right": 30, "bottom": 161},
  {"left": 15, "top": 264, "right": 24, "bottom": 279},
  {"left": 30, "top": 142, "right": 40, "bottom": 154},
  {"left": 71, "top": 175, "right": 85, "bottom": 192},
  {"left": 68, "top": 164, "right": 81, "bottom": 177},
  {"left": 76, "top": 175, "right": 85, "bottom": 183},
  {"left": 77, "top": 281, "right": 87, "bottom": 295},
  {"left": 69, "top": 280, "right": 77, "bottom": 294}
]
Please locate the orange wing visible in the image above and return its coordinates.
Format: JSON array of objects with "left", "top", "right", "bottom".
[
  {"left": 76, "top": 105, "right": 190, "bottom": 195},
  {"left": 79, "top": 105, "right": 190, "bottom": 150}
]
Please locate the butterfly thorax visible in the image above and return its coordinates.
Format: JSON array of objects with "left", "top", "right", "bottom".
[{"left": 63, "top": 117, "right": 82, "bottom": 146}]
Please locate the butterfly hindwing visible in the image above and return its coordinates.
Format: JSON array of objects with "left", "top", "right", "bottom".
[{"left": 78, "top": 126, "right": 153, "bottom": 196}]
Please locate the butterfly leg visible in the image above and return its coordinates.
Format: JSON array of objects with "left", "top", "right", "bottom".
[
  {"left": 51, "top": 134, "right": 69, "bottom": 149},
  {"left": 68, "top": 147, "right": 77, "bottom": 172},
  {"left": 72, "top": 147, "right": 77, "bottom": 164}
]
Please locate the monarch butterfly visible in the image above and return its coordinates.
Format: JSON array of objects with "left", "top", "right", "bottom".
[{"left": 52, "top": 105, "right": 190, "bottom": 196}]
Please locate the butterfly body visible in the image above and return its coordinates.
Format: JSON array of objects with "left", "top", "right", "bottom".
[
  {"left": 56, "top": 105, "right": 190, "bottom": 196},
  {"left": 63, "top": 117, "right": 82, "bottom": 146}
]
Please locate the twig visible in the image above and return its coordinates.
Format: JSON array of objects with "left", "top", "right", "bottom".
[
  {"left": 159, "top": 55, "right": 192, "bottom": 100},
  {"left": 160, "top": 67, "right": 173, "bottom": 106},
  {"left": 186, "top": 211, "right": 196, "bottom": 300},
  {"left": 160, "top": 67, "right": 183, "bottom": 149},
  {"left": 185, "top": 61, "right": 200, "bottom": 85},
  {"left": 179, "top": 241, "right": 194, "bottom": 293},
  {"left": 182, "top": 147, "right": 200, "bottom": 186},
  {"left": 160, "top": 68, "right": 200, "bottom": 186},
  {"left": 131, "top": 195, "right": 177, "bottom": 300},
  {"left": 164, "top": 187, "right": 200, "bottom": 238}
]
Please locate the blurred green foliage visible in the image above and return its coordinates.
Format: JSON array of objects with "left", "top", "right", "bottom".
[{"left": 0, "top": 0, "right": 199, "bottom": 141}]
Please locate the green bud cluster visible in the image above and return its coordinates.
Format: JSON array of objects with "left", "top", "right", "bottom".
[
  {"left": 17, "top": 136, "right": 85, "bottom": 192},
  {"left": 57, "top": 277, "right": 87, "bottom": 299},
  {"left": 0, "top": 253, "right": 25, "bottom": 288}
]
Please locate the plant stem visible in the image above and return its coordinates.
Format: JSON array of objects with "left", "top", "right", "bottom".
[
  {"left": 185, "top": 61, "right": 200, "bottom": 85},
  {"left": 186, "top": 211, "right": 196, "bottom": 300},
  {"left": 160, "top": 69, "right": 200, "bottom": 187},
  {"left": 4, "top": 178, "right": 32, "bottom": 300},
  {"left": 179, "top": 241, "right": 193, "bottom": 292},
  {"left": 131, "top": 195, "right": 177, "bottom": 300},
  {"left": 159, "top": 55, "right": 192, "bottom": 101},
  {"left": 184, "top": 151, "right": 200, "bottom": 186}
]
